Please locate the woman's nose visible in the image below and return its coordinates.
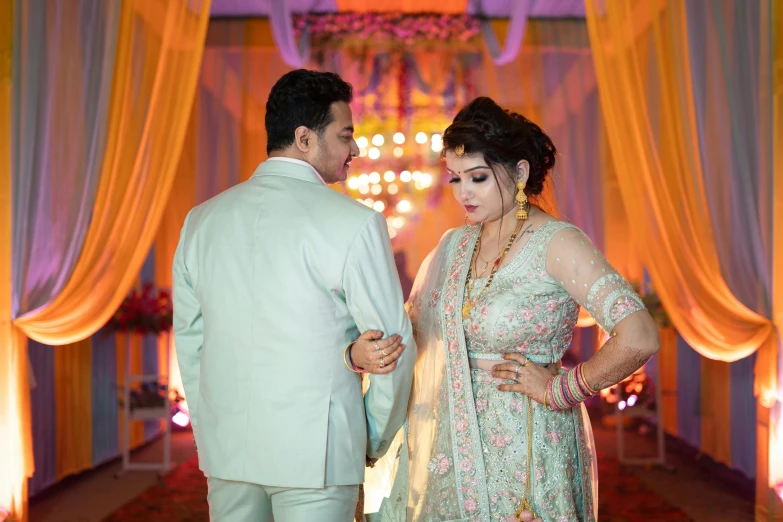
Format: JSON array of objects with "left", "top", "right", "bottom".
[{"left": 458, "top": 184, "right": 472, "bottom": 201}]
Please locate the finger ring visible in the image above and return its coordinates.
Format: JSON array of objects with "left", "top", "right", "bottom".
[
  {"left": 380, "top": 357, "right": 385, "bottom": 368},
  {"left": 381, "top": 349, "right": 387, "bottom": 357},
  {"left": 374, "top": 342, "right": 380, "bottom": 351},
  {"left": 515, "top": 365, "right": 522, "bottom": 375}
]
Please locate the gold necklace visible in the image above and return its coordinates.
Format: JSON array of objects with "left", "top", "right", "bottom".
[
  {"left": 476, "top": 247, "right": 503, "bottom": 276},
  {"left": 475, "top": 204, "right": 532, "bottom": 275},
  {"left": 462, "top": 219, "right": 525, "bottom": 320}
]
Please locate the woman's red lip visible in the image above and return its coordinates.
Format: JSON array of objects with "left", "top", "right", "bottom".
[{"left": 465, "top": 205, "right": 478, "bottom": 212}]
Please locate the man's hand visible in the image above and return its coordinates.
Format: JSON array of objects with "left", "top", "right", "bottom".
[{"left": 350, "top": 330, "right": 406, "bottom": 374}]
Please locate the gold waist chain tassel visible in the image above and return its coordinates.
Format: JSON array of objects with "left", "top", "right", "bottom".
[{"left": 515, "top": 395, "right": 542, "bottom": 522}]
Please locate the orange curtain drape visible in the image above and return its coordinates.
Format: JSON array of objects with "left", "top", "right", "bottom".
[
  {"left": 585, "top": 0, "right": 778, "bottom": 408},
  {"left": 54, "top": 339, "right": 94, "bottom": 480},
  {"left": 0, "top": 1, "right": 33, "bottom": 518},
  {"left": 116, "top": 333, "right": 146, "bottom": 449},
  {"left": 1, "top": 2, "right": 209, "bottom": 520},
  {"left": 335, "top": 0, "right": 467, "bottom": 13},
  {"left": 764, "top": 0, "right": 783, "bottom": 512},
  {"left": 12, "top": 0, "right": 210, "bottom": 345}
]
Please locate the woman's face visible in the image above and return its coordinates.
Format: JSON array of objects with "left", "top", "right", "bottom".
[{"left": 444, "top": 151, "right": 517, "bottom": 224}]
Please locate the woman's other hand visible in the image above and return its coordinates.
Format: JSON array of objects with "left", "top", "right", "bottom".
[{"left": 492, "top": 353, "right": 558, "bottom": 404}]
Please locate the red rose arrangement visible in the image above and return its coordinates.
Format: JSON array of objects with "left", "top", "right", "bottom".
[{"left": 107, "top": 282, "right": 173, "bottom": 335}]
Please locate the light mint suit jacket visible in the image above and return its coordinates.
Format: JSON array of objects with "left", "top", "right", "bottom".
[{"left": 172, "top": 158, "right": 415, "bottom": 488}]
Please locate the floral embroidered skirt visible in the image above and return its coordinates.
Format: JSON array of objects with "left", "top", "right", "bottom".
[{"left": 471, "top": 369, "right": 595, "bottom": 522}]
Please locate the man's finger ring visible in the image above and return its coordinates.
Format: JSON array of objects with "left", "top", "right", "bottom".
[
  {"left": 374, "top": 342, "right": 380, "bottom": 351},
  {"left": 380, "top": 357, "right": 385, "bottom": 368},
  {"left": 381, "top": 349, "right": 387, "bottom": 357}
]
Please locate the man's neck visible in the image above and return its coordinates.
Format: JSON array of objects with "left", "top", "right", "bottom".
[
  {"left": 266, "top": 152, "right": 330, "bottom": 185},
  {"left": 268, "top": 149, "right": 308, "bottom": 163}
]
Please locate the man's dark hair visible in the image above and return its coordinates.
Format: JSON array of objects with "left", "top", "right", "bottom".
[{"left": 265, "top": 70, "right": 353, "bottom": 154}]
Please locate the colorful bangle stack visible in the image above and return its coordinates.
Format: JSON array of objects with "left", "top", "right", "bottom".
[{"left": 545, "top": 362, "right": 597, "bottom": 412}]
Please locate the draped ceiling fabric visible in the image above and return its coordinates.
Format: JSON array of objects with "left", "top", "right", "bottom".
[
  {"left": 211, "top": 0, "right": 586, "bottom": 68},
  {"left": 336, "top": 0, "right": 466, "bottom": 12}
]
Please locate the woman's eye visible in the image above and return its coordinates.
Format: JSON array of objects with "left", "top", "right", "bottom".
[
  {"left": 472, "top": 175, "right": 489, "bottom": 183},
  {"left": 448, "top": 177, "right": 460, "bottom": 184}
]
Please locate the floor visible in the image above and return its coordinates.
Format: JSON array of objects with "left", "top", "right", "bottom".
[
  {"left": 590, "top": 420, "right": 754, "bottom": 522},
  {"left": 28, "top": 430, "right": 198, "bottom": 522},
  {"left": 28, "top": 418, "right": 755, "bottom": 522}
]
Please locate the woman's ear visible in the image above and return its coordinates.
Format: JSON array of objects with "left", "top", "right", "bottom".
[{"left": 516, "top": 160, "right": 530, "bottom": 186}]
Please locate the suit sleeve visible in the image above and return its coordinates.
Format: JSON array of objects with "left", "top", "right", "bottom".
[
  {"left": 172, "top": 212, "right": 204, "bottom": 428},
  {"left": 343, "top": 212, "right": 416, "bottom": 458}
]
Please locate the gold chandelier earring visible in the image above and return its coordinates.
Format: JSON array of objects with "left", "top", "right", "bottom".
[{"left": 516, "top": 181, "right": 528, "bottom": 221}]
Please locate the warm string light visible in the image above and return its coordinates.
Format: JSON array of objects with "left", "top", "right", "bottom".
[{"left": 349, "top": 131, "right": 441, "bottom": 237}]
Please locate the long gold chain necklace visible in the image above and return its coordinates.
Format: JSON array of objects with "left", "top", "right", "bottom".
[
  {"left": 514, "top": 206, "right": 538, "bottom": 520},
  {"left": 462, "top": 219, "right": 524, "bottom": 320},
  {"left": 515, "top": 395, "right": 539, "bottom": 520}
]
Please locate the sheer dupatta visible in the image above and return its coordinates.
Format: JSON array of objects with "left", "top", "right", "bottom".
[{"left": 366, "top": 227, "right": 470, "bottom": 521}]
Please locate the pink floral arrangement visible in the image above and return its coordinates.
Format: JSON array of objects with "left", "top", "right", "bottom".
[
  {"left": 106, "top": 282, "right": 173, "bottom": 335},
  {"left": 293, "top": 13, "right": 482, "bottom": 46}
]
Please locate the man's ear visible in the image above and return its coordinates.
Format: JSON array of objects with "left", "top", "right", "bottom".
[{"left": 294, "top": 126, "right": 312, "bottom": 153}]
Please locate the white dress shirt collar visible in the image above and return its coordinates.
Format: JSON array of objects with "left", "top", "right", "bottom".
[{"left": 265, "top": 157, "right": 327, "bottom": 186}]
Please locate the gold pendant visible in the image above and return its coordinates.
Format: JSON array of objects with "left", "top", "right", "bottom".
[{"left": 462, "top": 302, "right": 473, "bottom": 319}]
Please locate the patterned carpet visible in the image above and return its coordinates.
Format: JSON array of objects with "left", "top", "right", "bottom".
[{"left": 102, "top": 450, "right": 692, "bottom": 521}]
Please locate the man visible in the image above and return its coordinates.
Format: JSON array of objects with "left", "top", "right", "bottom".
[{"left": 173, "top": 69, "right": 415, "bottom": 521}]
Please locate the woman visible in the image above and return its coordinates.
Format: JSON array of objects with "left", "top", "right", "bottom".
[{"left": 366, "top": 97, "right": 660, "bottom": 522}]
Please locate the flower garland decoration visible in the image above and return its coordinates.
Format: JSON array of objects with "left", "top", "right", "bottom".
[
  {"left": 294, "top": 13, "right": 482, "bottom": 48},
  {"left": 106, "top": 282, "right": 173, "bottom": 335},
  {"left": 398, "top": 55, "right": 410, "bottom": 123}
]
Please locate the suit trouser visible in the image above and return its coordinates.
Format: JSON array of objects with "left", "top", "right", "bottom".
[{"left": 207, "top": 476, "right": 359, "bottom": 522}]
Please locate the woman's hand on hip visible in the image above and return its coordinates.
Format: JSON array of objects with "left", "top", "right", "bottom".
[
  {"left": 492, "top": 353, "right": 558, "bottom": 404},
  {"left": 350, "top": 330, "right": 405, "bottom": 375}
]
